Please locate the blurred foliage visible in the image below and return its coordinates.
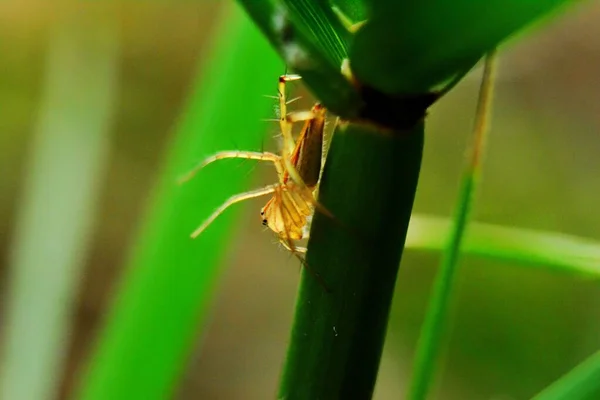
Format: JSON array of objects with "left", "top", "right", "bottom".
[
  {"left": 0, "top": 11, "right": 118, "bottom": 400},
  {"left": 76, "top": 3, "right": 284, "bottom": 400},
  {"left": 0, "top": 1, "right": 599, "bottom": 400}
]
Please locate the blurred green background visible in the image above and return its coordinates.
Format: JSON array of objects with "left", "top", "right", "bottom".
[{"left": 0, "top": 1, "right": 599, "bottom": 399}]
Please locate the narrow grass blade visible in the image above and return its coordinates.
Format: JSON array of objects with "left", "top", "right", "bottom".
[
  {"left": 408, "top": 51, "right": 497, "bottom": 400},
  {"left": 532, "top": 350, "right": 600, "bottom": 400},
  {"left": 406, "top": 214, "right": 600, "bottom": 279},
  {"left": 0, "top": 13, "right": 118, "bottom": 400},
  {"left": 76, "top": 4, "right": 283, "bottom": 399},
  {"left": 279, "top": 121, "right": 425, "bottom": 399}
]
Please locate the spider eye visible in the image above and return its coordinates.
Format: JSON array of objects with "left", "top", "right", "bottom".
[
  {"left": 262, "top": 219, "right": 268, "bottom": 226},
  {"left": 260, "top": 210, "right": 264, "bottom": 215}
]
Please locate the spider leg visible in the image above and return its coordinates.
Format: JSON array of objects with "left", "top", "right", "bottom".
[
  {"left": 179, "top": 151, "right": 281, "bottom": 184},
  {"left": 277, "top": 76, "right": 335, "bottom": 232},
  {"left": 190, "top": 184, "right": 278, "bottom": 238}
]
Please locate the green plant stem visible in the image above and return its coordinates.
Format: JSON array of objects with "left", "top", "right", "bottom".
[
  {"left": 408, "top": 51, "right": 497, "bottom": 400},
  {"left": 531, "top": 350, "right": 600, "bottom": 399},
  {"left": 0, "top": 13, "right": 118, "bottom": 400},
  {"left": 279, "top": 120, "right": 424, "bottom": 399}
]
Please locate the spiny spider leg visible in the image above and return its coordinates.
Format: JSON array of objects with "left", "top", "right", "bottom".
[
  {"left": 178, "top": 150, "right": 281, "bottom": 184},
  {"left": 190, "top": 183, "right": 278, "bottom": 239}
]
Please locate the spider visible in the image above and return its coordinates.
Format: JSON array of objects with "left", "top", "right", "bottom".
[{"left": 179, "top": 74, "right": 329, "bottom": 255}]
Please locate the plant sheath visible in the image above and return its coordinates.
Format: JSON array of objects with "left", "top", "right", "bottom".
[{"left": 279, "top": 119, "right": 424, "bottom": 399}]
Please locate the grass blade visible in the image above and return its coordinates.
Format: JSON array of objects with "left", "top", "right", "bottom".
[
  {"left": 281, "top": 0, "right": 350, "bottom": 65},
  {"left": 408, "top": 51, "right": 497, "bottom": 400},
  {"left": 0, "top": 13, "right": 118, "bottom": 400},
  {"left": 406, "top": 214, "right": 600, "bottom": 279},
  {"left": 237, "top": 0, "right": 362, "bottom": 118},
  {"left": 350, "top": 0, "right": 576, "bottom": 93},
  {"left": 532, "top": 350, "right": 600, "bottom": 400}
]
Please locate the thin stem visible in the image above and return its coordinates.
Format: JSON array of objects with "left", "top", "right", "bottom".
[{"left": 407, "top": 49, "right": 498, "bottom": 400}]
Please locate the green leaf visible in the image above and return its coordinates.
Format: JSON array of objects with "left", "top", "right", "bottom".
[
  {"left": 237, "top": 0, "right": 363, "bottom": 118},
  {"left": 331, "top": 0, "right": 368, "bottom": 23},
  {"left": 350, "top": 0, "right": 578, "bottom": 93},
  {"left": 281, "top": 0, "right": 351, "bottom": 66},
  {"left": 76, "top": 5, "right": 283, "bottom": 399}
]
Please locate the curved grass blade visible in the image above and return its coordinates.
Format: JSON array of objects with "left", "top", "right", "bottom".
[{"left": 406, "top": 214, "right": 600, "bottom": 279}]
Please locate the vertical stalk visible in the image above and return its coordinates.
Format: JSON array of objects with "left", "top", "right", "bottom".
[{"left": 279, "top": 119, "right": 424, "bottom": 398}]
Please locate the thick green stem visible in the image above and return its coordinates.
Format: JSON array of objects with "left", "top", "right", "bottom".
[{"left": 279, "top": 121, "right": 424, "bottom": 399}]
